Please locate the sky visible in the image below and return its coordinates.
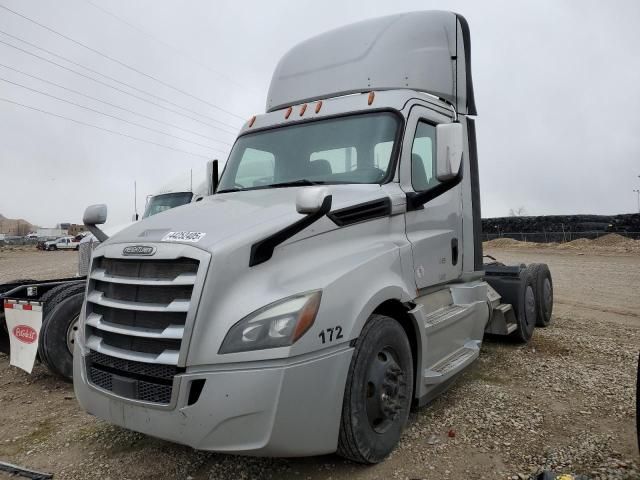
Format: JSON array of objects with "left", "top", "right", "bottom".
[{"left": 0, "top": 0, "right": 639, "bottom": 227}]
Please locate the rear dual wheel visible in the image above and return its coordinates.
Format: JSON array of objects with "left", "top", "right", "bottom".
[
  {"left": 338, "top": 314, "right": 413, "bottom": 464},
  {"left": 511, "top": 267, "right": 538, "bottom": 343},
  {"left": 530, "top": 263, "right": 553, "bottom": 327},
  {"left": 511, "top": 263, "right": 554, "bottom": 343}
]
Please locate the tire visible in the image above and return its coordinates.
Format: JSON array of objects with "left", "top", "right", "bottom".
[
  {"left": 37, "top": 282, "right": 86, "bottom": 380},
  {"left": 636, "top": 353, "right": 639, "bottom": 454},
  {"left": 530, "top": 263, "right": 553, "bottom": 327},
  {"left": 511, "top": 266, "right": 537, "bottom": 343},
  {"left": 0, "top": 314, "right": 9, "bottom": 355},
  {"left": 337, "top": 314, "right": 414, "bottom": 464}
]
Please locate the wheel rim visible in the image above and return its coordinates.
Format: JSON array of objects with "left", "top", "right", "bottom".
[
  {"left": 365, "top": 346, "right": 406, "bottom": 434},
  {"left": 542, "top": 278, "right": 552, "bottom": 314},
  {"left": 66, "top": 315, "right": 80, "bottom": 353},
  {"left": 524, "top": 285, "right": 536, "bottom": 329}
]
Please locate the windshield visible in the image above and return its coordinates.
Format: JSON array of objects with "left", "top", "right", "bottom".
[
  {"left": 218, "top": 112, "right": 400, "bottom": 192},
  {"left": 143, "top": 192, "right": 193, "bottom": 218}
]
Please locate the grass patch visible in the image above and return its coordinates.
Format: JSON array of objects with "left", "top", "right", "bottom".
[{"left": 0, "top": 418, "right": 57, "bottom": 456}]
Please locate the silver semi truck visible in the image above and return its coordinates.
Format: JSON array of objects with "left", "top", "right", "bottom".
[{"left": 74, "top": 11, "right": 553, "bottom": 463}]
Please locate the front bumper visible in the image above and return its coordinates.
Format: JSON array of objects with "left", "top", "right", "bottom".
[{"left": 74, "top": 344, "right": 353, "bottom": 456}]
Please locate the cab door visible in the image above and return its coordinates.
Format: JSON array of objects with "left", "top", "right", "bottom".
[{"left": 401, "top": 105, "right": 463, "bottom": 290}]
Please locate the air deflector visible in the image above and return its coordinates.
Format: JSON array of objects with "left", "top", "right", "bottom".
[{"left": 267, "top": 11, "right": 476, "bottom": 115}]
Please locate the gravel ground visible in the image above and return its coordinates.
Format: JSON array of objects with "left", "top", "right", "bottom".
[
  {"left": 0, "top": 246, "right": 78, "bottom": 283},
  {"left": 0, "top": 246, "right": 638, "bottom": 479}
]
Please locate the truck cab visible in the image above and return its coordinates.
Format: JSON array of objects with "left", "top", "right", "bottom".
[{"left": 74, "top": 11, "right": 552, "bottom": 463}]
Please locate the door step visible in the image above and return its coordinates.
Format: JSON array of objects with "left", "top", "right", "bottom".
[
  {"left": 423, "top": 304, "right": 468, "bottom": 333},
  {"left": 422, "top": 342, "right": 480, "bottom": 385}
]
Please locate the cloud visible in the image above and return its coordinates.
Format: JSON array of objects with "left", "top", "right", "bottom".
[{"left": 0, "top": 0, "right": 638, "bottom": 226}]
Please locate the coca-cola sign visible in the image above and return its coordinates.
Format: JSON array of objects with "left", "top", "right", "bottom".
[{"left": 13, "top": 325, "right": 38, "bottom": 344}]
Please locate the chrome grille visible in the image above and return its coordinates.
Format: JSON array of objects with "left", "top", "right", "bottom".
[{"left": 84, "top": 247, "right": 206, "bottom": 405}]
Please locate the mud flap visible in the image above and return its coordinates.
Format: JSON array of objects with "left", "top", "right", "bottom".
[{"left": 3, "top": 300, "right": 43, "bottom": 373}]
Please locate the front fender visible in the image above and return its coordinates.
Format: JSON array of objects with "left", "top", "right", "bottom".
[{"left": 185, "top": 215, "right": 415, "bottom": 366}]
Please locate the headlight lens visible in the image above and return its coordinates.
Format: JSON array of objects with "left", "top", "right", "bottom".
[{"left": 218, "top": 291, "right": 322, "bottom": 354}]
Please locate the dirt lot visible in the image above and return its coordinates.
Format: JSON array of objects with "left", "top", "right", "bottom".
[
  {"left": 0, "top": 242, "right": 638, "bottom": 480},
  {"left": 0, "top": 246, "right": 77, "bottom": 283}
]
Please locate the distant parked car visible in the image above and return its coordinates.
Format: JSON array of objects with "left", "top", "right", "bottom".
[{"left": 42, "top": 236, "right": 80, "bottom": 251}]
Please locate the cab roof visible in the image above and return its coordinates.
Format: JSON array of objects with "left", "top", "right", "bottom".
[{"left": 266, "top": 11, "right": 477, "bottom": 116}]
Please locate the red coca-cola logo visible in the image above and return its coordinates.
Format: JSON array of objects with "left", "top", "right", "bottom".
[{"left": 13, "top": 325, "right": 38, "bottom": 344}]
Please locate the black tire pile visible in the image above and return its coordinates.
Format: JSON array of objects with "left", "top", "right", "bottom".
[{"left": 482, "top": 213, "right": 640, "bottom": 243}]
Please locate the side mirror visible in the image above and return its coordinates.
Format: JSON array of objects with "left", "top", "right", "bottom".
[
  {"left": 436, "top": 123, "right": 464, "bottom": 181},
  {"left": 296, "top": 186, "right": 331, "bottom": 214},
  {"left": 83, "top": 204, "right": 108, "bottom": 242}
]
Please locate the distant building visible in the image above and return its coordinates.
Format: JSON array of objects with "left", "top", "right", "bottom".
[
  {"left": 67, "top": 224, "right": 86, "bottom": 236},
  {"left": 0, "top": 215, "right": 33, "bottom": 236},
  {"left": 37, "top": 228, "right": 67, "bottom": 238}
]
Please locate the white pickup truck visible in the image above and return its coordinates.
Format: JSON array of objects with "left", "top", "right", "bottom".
[{"left": 43, "top": 235, "right": 82, "bottom": 251}]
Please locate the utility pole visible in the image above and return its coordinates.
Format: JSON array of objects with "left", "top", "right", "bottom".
[{"left": 134, "top": 181, "right": 139, "bottom": 221}]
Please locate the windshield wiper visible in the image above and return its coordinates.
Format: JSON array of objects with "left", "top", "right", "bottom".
[
  {"left": 217, "top": 179, "right": 348, "bottom": 194},
  {"left": 266, "top": 179, "right": 326, "bottom": 188}
]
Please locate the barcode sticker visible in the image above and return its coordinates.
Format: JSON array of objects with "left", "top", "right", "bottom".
[{"left": 161, "top": 231, "right": 206, "bottom": 242}]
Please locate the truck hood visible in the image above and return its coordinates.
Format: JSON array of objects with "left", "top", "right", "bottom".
[{"left": 102, "top": 184, "right": 392, "bottom": 252}]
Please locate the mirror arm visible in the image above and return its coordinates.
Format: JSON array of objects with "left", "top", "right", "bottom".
[
  {"left": 249, "top": 195, "right": 332, "bottom": 267},
  {"left": 85, "top": 224, "right": 108, "bottom": 242},
  {"left": 211, "top": 159, "right": 219, "bottom": 194},
  {"left": 405, "top": 172, "right": 463, "bottom": 212}
]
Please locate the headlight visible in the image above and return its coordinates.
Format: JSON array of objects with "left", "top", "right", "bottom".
[{"left": 219, "top": 291, "right": 322, "bottom": 354}]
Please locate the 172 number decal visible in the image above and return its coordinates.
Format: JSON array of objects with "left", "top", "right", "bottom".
[{"left": 318, "top": 326, "right": 343, "bottom": 344}]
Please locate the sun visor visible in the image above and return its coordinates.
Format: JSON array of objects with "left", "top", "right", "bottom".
[{"left": 266, "top": 11, "right": 476, "bottom": 116}]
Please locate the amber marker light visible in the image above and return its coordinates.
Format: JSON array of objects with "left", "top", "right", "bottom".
[
  {"left": 299, "top": 103, "right": 307, "bottom": 116},
  {"left": 368, "top": 91, "right": 375, "bottom": 105},
  {"left": 315, "top": 101, "right": 323, "bottom": 113},
  {"left": 285, "top": 106, "right": 293, "bottom": 119},
  {"left": 292, "top": 291, "right": 322, "bottom": 342}
]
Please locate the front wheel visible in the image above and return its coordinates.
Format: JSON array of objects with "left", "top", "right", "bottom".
[{"left": 337, "top": 314, "right": 413, "bottom": 464}]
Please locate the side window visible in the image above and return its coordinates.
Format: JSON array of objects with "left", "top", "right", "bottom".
[
  {"left": 235, "top": 148, "right": 275, "bottom": 187},
  {"left": 310, "top": 147, "right": 357, "bottom": 176},
  {"left": 411, "top": 122, "right": 438, "bottom": 192}
]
